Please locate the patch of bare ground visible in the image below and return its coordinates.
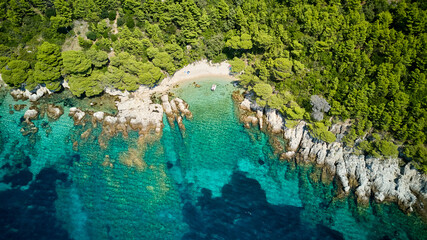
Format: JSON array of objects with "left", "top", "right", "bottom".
[{"left": 62, "top": 20, "right": 89, "bottom": 52}]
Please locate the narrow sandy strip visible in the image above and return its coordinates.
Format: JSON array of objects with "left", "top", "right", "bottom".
[{"left": 149, "top": 59, "right": 235, "bottom": 94}]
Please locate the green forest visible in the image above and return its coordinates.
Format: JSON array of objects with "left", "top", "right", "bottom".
[{"left": 0, "top": 0, "right": 426, "bottom": 171}]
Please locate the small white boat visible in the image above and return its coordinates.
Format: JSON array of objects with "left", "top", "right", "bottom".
[{"left": 211, "top": 84, "right": 217, "bottom": 91}]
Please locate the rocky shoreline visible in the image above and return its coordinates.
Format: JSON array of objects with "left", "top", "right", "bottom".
[
  {"left": 9, "top": 75, "right": 426, "bottom": 220},
  {"left": 67, "top": 90, "right": 192, "bottom": 149},
  {"left": 237, "top": 93, "right": 427, "bottom": 219}
]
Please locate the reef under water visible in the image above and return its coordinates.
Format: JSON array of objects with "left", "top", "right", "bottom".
[{"left": 0, "top": 79, "right": 426, "bottom": 240}]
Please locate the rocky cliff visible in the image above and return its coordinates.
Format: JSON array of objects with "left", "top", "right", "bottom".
[{"left": 238, "top": 96, "right": 427, "bottom": 218}]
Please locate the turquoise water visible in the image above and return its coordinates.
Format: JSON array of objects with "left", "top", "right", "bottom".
[{"left": 0, "top": 79, "right": 426, "bottom": 240}]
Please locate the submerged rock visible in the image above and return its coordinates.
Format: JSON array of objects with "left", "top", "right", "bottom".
[
  {"left": 69, "top": 107, "right": 86, "bottom": 125},
  {"left": 24, "top": 108, "right": 38, "bottom": 121},
  {"left": 13, "top": 104, "right": 26, "bottom": 111},
  {"left": 46, "top": 104, "right": 64, "bottom": 120}
]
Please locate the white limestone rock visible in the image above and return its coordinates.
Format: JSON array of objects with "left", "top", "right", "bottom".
[
  {"left": 105, "top": 116, "right": 117, "bottom": 125},
  {"left": 365, "top": 157, "right": 400, "bottom": 203},
  {"left": 256, "top": 109, "right": 263, "bottom": 129},
  {"left": 24, "top": 109, "right": 38, "bottom": 120},
  {"left": 161, "top": 95, "right": 173, "bottom": 116},
  {"left": 298, "top": 131, "right": 315, "bottom": 162},
  {"left": 316, "top": 143, "right": 328, "bottom": 165},
  {"left": 47, "top": 104, "right": 64, "bottom": 120},
  {"left": 240, "top": 99, "right": 251, "bottom": 111},
  {"left": 93, "top": 112, "right": 105, "bottom": 121},
  {"left": 284, "top": 121, "right": 306, "bottom": 152},
  {"left": 266, "top": 108, "right": 284, "bottom": 134},
  {"left": 336, "top": 160, "right": 350, "bottom": 193},
  {"left": 325, "top": 142, "right": 343, "bottom": 175},
  {"left": 396, "top": 163, "right": 427, "bottom": 212},
  {"left": 170, "top": 99, "right": 178, "bottom": 113}
]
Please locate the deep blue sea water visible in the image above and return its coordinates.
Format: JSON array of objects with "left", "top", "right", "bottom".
[{"left": 0, "top": 78, "right": 426, "bottom": 240}]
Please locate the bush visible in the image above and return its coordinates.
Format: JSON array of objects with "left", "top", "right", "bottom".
[
  {"left": 282, "top": 102, "right": 305, "bottom": 120},
  {"left": 378, "top": 140, "right": 399, "bottom": 158},
  {"left": 117, "top": 17, "right": 125, "bottom": 27},
  {"left": 46, "top": 8, "right": 56, "bottom": 18},
  {"left": 285, "top": 120, "right": 299, "bottom": 129},
  {"left": 308, "top": 122, "right": 336, "bottom": 143},
  {"left": 357, "top": 134, "right": 399, "bottom": 159},
  {"left": 108, "top": 11, "right": 116, "bottom": 21},
  {"left": 253, "top": 83, "right": 272, "bottom": 99},
  {"left": 78, "top": 36, "right": 92, "bottom": 49},
  {"left": 100, "top": 9, "right": 109, "bottom": 19},
  {"left": 404, "top": 145, "right": 427, "bottom": 173},
  {"left": 86, "top": 31, "right": 97, "bottom": 41},
  {"left": 125, "top": 15, "right": 135, "bottom": 29},
  {"left": 229, "top": 57, "right": 245, "bottom": 73}
]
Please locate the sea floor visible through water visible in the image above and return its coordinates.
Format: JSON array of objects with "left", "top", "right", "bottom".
[{"left": 0, "top": 78, "right": 426, "bottom": 240}]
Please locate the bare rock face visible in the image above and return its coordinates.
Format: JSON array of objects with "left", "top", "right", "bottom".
[
  {"left": 93, "top": 111, "right": 105, "bottom": 121},
  {"left": 161, "top": 94, "right": 175, "bottom": 126},
  {"left": 13, "top": 104, "right": 26, "bottom": 111},
  {"left": 265, "top": 108, "right": 284, "bottom": 134},
  {"left": 24, "top": 108, "right": 38, "bottom": 121},
  {"left": 297, "top": 131, "right": 315, "bottom": 163},
  {"left": 241, "top": 115, "right": 258, "bottom": 128},
  {"left": 160, "top": 95, "right": 193, "bottom": 130},
  {"left": 69, "top": 107, "right": 86, "bottom": 125},
  {"left": 284, "top": 121, "right": 305, "bottom": 152},
  {"left": 365, "top": 157, "right": 400, "bottom": 202},
  {"left": 396, "top": 163, "right": 427, "bottom": 213},
  {"left": 240, "top": 98, "right": 251, "bottom": 111},
  {"left": 325, "top": 143, "right": 343, "bottom": 176},
  {"left": 256, "top": 109, "right": 263, "bottom": 129},
  {"left": 174, "top": 98, "right": 192, "bottom": 119},
  {"left": 11, "top": 87, "right": 51, "bottom": 102},
  {"left": 336, "top": 159, "right": 350, "bottom": 193},
  {"left": 161, "top": 95, "right": 173, "bottom": 116},
  {"left": 236, "top": 93, "right": 427, "bottom": 216},
  {"left": 47, "top": 104, "right": 64, "bottom": 120}
]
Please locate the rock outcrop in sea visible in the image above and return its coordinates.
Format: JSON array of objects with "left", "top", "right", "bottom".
[
  {"left": 68, "top": 88, "right": 192, "bottom": 148},
  {"left": 236, "top": 94, "right": 427, "bottom": 218},
  {"left": 11, "top": 87, "right": 51, "bottom": 102}
]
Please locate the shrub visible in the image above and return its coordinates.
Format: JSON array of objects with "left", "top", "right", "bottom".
[
  {"left": 125, "top": 15, "right": 135, "bottom": 29},
  {"left": 308, "top": 122, "right": 336, "bottom": 143},
  {"left": 404, "top": 145, "right": 427, "bottom": 173},
  {"left": 78, "top": 37, "right": 92, "bottom": 49},
  {"left": 108, "top": 11, "right": 116, "bottom": 21},
  {"left": 100, "top": 9, "right": 109, "bottom": 19},
  {"left": 253, "top": 83, "right": 272, "bottom": 99},
  {"left": 117, "top": 17, "right": 125, "bottom": 27},
  {"left": 86, "top": 31, "right": 97, "bottom": 41},
  {"left": 357, "top": 134, "right": 399, "bottom": 159}
]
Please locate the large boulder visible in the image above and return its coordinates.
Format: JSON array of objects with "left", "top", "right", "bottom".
[
  {"left": 47, "top": 104, "right": 64, "bottom": 120},
  {"left": 24, "top": 108, "right": 38, "bottom": 121},
  {"left": 69, "top": 107, "right": 86, "bottom": 124},
  {"left": 240, "top": 98, "right": 251, "bottom": 111},
  {"left": 93, "top": 111, "right": 105, "bottom": 121}
]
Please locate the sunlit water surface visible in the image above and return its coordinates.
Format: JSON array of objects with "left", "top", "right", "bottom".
[{"left": 0, "top": 79, "right": 426, "bottom": 240}]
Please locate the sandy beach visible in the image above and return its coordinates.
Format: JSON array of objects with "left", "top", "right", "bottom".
[
  {"left": 101, "top": 60, "right": 236, "bottom": 132},
  {"left": 149, "top": 60, "right": 235, "bottom": 94}
]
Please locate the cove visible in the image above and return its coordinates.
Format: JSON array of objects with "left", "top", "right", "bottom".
[{"left": 0, "top": 78, "right": 426, "bottom": 240}]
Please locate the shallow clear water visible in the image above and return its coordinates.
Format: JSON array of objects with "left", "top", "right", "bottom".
[{"left": 0, "top": 79, "right": 426, "bottom": 240}]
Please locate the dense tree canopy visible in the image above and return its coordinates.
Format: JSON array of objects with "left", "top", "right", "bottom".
[{"left": 0, "top": 0, "right": 426, "bottom": 171}]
